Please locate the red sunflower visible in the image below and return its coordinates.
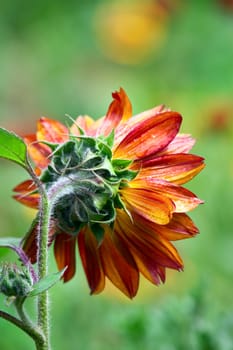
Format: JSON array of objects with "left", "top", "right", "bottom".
[{"left": 13, "top": 88, "right": 204, "bottom": 298}]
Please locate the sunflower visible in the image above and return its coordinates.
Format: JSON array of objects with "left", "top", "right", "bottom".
[{"left": 13, "top": 88, "right": 204, "bottom": 298}]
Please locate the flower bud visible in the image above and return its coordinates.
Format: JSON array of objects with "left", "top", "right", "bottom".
[{"left": 0, "top": 263, "right": 33, "bottom": 297}]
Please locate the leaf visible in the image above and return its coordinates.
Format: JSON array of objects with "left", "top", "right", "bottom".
[
  {"left": 0, "top": 128, "right": 28, "bottom": 168},
  {"left": 29, "top": 268, "right": 67, "bottom": 297}
]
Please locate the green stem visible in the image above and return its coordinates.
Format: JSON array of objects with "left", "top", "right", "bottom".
[
  {"left": 0, "top": 310, "right": 45, "bottom": 350},
  {"left": 27, "top": 162, "right": 51, "bottom": 350}
]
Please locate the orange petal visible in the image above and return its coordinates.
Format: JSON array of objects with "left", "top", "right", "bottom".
[
  {"left": 54, "top": 233, "right": 76, "bottom": 282},
  {"left": 113, "top": 111, "right": 182, "bottom": 160},
  {"left": 13, "top": 193, "right": 40, "bottom": 209},
  {"left": 78, "top": 229, "right": 105, "bottom": 294},
  {"left": 129, "top": 211, "right": 199, "bottom": 241},
  {"left": 131, "top": 178, "right": 203, "bottom": 212},
  {"left": 135, "top": 154, "right": 205, "bottom": 185},
  {"left": 37, "top": 117, "right": 69, "bottom": 143},
  {"left": 121, "top": 187, "right": 174, "bottom": 225},
  {"left": 97, "top": 88, "right": 132, "bottom": 136},
  {"left": 13, "top": 180, "right": 37, "bottom": 193},
  {"left": 115, "top": 211, "right": 183, "bottom": 284},
  {"left": 157, "top": 213, "right": 199, "bottom": 241},
  {"left": 70, "top": 115, "right": 101, "bottom": 136},
  {"left": 99, "top": 228, "right": 139, "bottom": 298},
  {"left": 24, "top": 134, "right": 51, "bottom": 168}
]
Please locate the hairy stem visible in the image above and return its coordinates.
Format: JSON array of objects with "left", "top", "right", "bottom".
[
  {"left": 27, "top": 162, "right": 51, "bottom": 349},
  {"left": 0, "top": 310, "right": 45, "bottom": 350}
]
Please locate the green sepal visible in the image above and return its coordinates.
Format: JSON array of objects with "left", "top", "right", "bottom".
[
  {"left": 90, "top": 224, "right": 104, "bottom": 245},
  {"left": 0, "top": 128, "right": 28, "bottom": 168},
  {"left": 29, "top": 268, "right": 67, "bottom": 297},
  {"left": 116, "top": 169, "right": 138, "bottom": 182},
  {"left": 112, "top": 158, "right": 133, "bottom": 170}
]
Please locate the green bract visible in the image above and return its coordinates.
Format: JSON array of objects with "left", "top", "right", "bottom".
[
  {"left": 0, "top": 263, "right": 33, "bottom": 297},
  {"left": 40, "top": 134, "right": 137, "bottom": 241}
]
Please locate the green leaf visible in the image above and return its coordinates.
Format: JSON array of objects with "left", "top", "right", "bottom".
[
  {"left": 29, "top": 268, "right": 67, "bottom": 297},
  {"left": 0, "top": 128, "right": 28, "bottom": 168}
]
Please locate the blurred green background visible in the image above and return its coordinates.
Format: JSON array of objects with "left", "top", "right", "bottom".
[{"left": 1, "top": 0, "right": 233, "bottom": 349}]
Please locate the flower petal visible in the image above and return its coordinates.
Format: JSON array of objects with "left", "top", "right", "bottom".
[
  {"left": 113, "top": 111, "right": 182, "bottom": 160},
  {"left": 134, "top": 153, "right": 205, "bottom": 185},
  {"left": 157, "top": 213, "right": 199, "bottom": 241},
  {"left": 158, "top": 134, "right": 196, "bottom": 155},
  {"left": 24, "top": 135, "right": 51, "bottom": 168},
  {"left": 70, "top": 115, "right": 101, "bottom": 136},
  {"left": 121, "top": 186, "right": 174, "bottom": 225},
  {"left": 99, "top": 228, "right": 139, "bottom": 298},
  {"left": 37, "top": 117, "right": 69, "bottom": 143},
  {"left": 54, "top": 233, "right": 76, "bottom": 282},
  {"left": 78, "top": 229, "right": 105, "bottom": 294},
  {"left": 130, "top": 178, "right": 203, "bottom": 212},
  {"left": 13, "top": 193, "right": 40, "bottom": 209},
  {"left": 129, "top": 211, "right": 199, "bottom": 241},
  {"left": 97, "top": 88, "right": 132, "bottom": 136},
  {"left": 115, "top": 210, "right": 183, "bottom": 284},
  {"left": 13, "top": 180, "right": 37, "bottom": 193}
]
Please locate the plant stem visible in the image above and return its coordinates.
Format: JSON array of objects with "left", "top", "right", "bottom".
[
  {"left": 0, "top": 310, "right": 45, "bottom": 349},
  {"left": 27, "top": 163, "right": 51, "bottom": 350}
]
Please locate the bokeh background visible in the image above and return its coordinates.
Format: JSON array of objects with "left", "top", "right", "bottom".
[{"left": 1, "top": 0, "right": 233, "bottom": 349}]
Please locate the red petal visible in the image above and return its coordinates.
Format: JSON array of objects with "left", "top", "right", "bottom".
[
  {"left": 24, "top": 134, "right": 51, "bottom": 168},
  {"left": 99, "top": 228, "right": 139, "bottom": 298},
  {"left": 13, "top": 180, "right": 37, "bottom": 193},
  {"left": 135, "top": 153, "right": 205, "bottom": 185},
  {"left": 22, "top": 222, "right": 39, "bottom": 264},
  {"left": 13, "top": 193, "right": 40, "bottom": 209},
  {"left": 113, "top": 112, "right": 182, "bottom": 160},
  {"left": 54, "top": 233, "right": 76, "bottom": 282},
  {"left": 78, "top": 229, "right": 105, "bottom": 294},
  {"left": 37, "top": 117, "right": 69, "bottom": 143},
  {"left": 97, "top": 88, "right": 132, "bottom": 136}
]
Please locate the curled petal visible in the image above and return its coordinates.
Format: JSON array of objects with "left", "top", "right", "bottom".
[
  {"left": 134, "top": 153, "right": 205, "bottom": 185},
  {"left": 113, "top": 112, "right": 182, "bottom": 160},
  {"left": 54, "top": 233, "right": 76, "bottom": 282},
  {"left": 78, "top": 229, "right": 105, "bottom": 294},
  {"left": 37, "top": 117, "right": 69, "bottom": 143},
  {"left": 121, "top": 187, "right": 175, "bottom": 225},
  {"left": 97, "top": 88, "right": 132, "bottom": 137},
  {"left": 131, "top": 178, "right": 203, "bottom": 212},
  {"left": 99, "top": 228, "right": 139, "bottom": 298},
  {"left": 24, "top": 135, "right": 51, "bottom": 168}
]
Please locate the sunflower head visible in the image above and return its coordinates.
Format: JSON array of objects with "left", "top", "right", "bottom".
[
  {"left": 13, "top": 88, "right": 205, "bottom": 298},
  {"left": 40, "top": 133, "right": 137, "bottom": 241}
]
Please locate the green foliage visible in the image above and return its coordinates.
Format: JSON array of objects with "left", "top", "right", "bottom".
[
  {"left": 0, "top": 128, "right": 27, "bottom": 168},
  {"left": 29, "top": 269, "right": 66, "bottom": 297}
]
